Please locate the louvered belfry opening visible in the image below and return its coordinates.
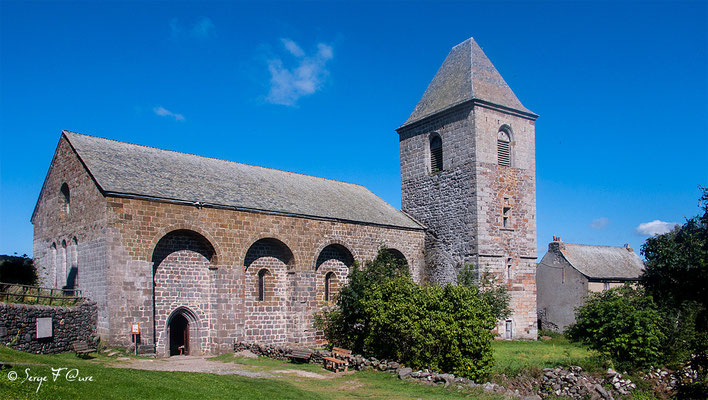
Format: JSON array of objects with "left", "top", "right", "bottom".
[
  {"left": 430, "top": 135, "right": 443, "bottom": 172},
  {"left": 497, "top": 130, "right": 511, "bottom": 167}
]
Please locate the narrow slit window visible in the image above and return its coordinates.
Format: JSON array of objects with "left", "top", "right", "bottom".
[
  {"left": 324, "top": 272, "right": 334, "bottom": 302},
  {"left": 60, "top": 183, "right": 70, "bottom": 214},
  {"left": 497, "top": 130, "right": 511, "bottom": 167},
  {"left": 506, "top": 258, "right": 512, "bottom": 280},
  {"left": 430, "top": 135, "right": 443, "bottom": 172},
  {"left": 257, "top": 269, "right": 268, "bottom": 301}
]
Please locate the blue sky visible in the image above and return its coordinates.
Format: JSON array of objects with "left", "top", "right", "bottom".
[{"left": 1, "top": 1, "right": 706, "bottom": 259}]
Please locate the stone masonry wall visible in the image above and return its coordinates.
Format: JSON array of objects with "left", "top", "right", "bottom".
[
  {"left": 31, "top": 135, "right": 109, "bottom": 337},
  {"left": 399, "top": 105, "right": 478, "bottom": 283},
  {"left": 398, "top": 103, "right": 537, "bottom": 339},
  {"left": 0, "top": 301, "right": 98, "bottom": 354},
  {"left": 104, "top": 196, "right": 425, "bottom": 355},
  {"left": 474, "top": 106, "right": 537, "bottom": 339}
]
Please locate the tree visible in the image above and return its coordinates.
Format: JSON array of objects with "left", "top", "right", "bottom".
[
  {"left": 458, "top": 263, "right": 511, "bottom": 320},
  {"left": 0, "top": 254, "right": 37, "bottom": 285},
  {"left": 641, "top": 186, "right": 708, "bottom": 312},
  {"left": 567, "top": 285, "right": 665, "bottom": 370},
  {"left": 640, "top": 187, "right": 707, "bottom": 394}
]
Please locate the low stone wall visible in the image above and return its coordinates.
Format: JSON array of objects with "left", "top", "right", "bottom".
[{"left": 0, "top": 301, "right": 98, "bottom": 354}]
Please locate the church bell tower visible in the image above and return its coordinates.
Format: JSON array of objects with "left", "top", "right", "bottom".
[{"left": 397, "top": 37, "right": 538, "bottom": 339}]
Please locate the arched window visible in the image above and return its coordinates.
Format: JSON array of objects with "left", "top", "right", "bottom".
[
  {"left": 60, "top": 240, "right": 67, "bottom": 289},
  {"left": 430, "top": 135, "right": 443, "bottom": 172},
  {"left": 257, "top": 269, "right": 269, "bottom": 301},
  {"left": 60, "top": 183, "right": 70, "bottom": 214},
  {"left": 324, "top": 272, "right": 335, "bottom": 302},
  {"left": 497, "top": 129, "right": 511, "bottom": 167},
  {"left": 50, "top": 243, "right": 57, "bottom": 287},
  {"left": 67, "top": 237, "right": 78, "bottom": 289}
]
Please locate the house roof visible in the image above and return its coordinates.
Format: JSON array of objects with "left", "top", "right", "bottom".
[
  {"left": 560, "top": 243, "right": 644, "bottom": 280},
  {"left": 400, "top": 37, "right": 536, "bottom": 128},
  {"left": 61, "top": 131, "right": 423, "bottom": 230}
]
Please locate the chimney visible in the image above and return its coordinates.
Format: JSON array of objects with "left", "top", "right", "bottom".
[
  {"left": 549, "top": 235, "right": 565, "bottom": 252},
  {"left": 624, "top": 243, "right": 633, "bottom": 252}
]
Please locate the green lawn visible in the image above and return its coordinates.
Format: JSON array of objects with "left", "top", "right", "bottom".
[
  {"left": 0, "top": 347, "right": 504, "bottom": 400},
  {"left": 491, "top": 336, "right": 601, "bottom": 376}
]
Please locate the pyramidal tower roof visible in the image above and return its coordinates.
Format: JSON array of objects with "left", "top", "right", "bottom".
[{"left": 401, "top": 37, "right": 536, "bottom": 128}]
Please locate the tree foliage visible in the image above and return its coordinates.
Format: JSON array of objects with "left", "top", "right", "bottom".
[
  {"left": 640, "top": 187, "right": 708, "bottom": 393},
  {"left": 567, "top": 285, "right": 665, "bottom": 370},
  {"left": 316, "top": 247, "right": 496, "bottom": 380},
  {"left": 641, "top": 186, "right": 708, "bottom": 312},
  {"left": 458, "top": 263, "right": 511, "bottom": 321},
  {"left": 0, "top": 254, "right": 37, "bottom": 285}
]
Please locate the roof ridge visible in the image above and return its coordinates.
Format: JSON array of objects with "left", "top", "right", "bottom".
[
  {"left": 62, "top": 130, "right": 365, "bottom": 189},
  {"left": 564, "top": 243, "right": 633, "bottom": 249}
]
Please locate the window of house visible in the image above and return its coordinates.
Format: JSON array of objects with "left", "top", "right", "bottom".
[
  {"left": 603, "top": 282, "right": 610, "bottom": 291},
  {"left": 497, "top": 130, "right": 511, "bottom": 167},
  {"left": 506, "top": 258, "right": 512, "bottom": 280},
  {"left": 60, "top": 183, "right": 70, "bottom": 214},
  {"left": 257, "top": 269, "right": 269, "bottom": 301},
  {"left": 324, "top": 272, "right": 334, "bottom": 302},
  {"left": 503, "top": 206, "right": 511, "bottom": 228},
  {"left": 430, "top": 135, "right": 443, "bottom": 172},
  {"left": 505, "top": 320, "right": 513, "bottom": 339}
]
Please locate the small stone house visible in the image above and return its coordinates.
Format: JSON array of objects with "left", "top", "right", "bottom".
[{"left": 536, "top": 237, "right": 645, "bottom": 331}]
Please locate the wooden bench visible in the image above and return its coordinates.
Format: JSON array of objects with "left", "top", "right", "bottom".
[
  {"left": 287, "top": 348, "right": 312, "bottom": 363},
  {"left": 71, "top": 340, "right": 96, "bottom": 358},
  {"left": 322, "top": 347, "right": 351, "bottom": 372}
]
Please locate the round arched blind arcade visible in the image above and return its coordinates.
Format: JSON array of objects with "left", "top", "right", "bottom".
[
  {"left": 430, "top": 135, "right": 443, "bottom": 172},
  {"left": 497, "top": 130, "right": 511, "bottom": 167}
]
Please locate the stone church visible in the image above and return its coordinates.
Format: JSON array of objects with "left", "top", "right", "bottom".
[{"left": 32, "top": 37, "right": 538, "bottom": 356}]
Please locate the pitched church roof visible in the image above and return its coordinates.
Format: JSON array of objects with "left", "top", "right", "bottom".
[
  {"left": 61, "top": 131, "right": 423, "bottom": 230},
  {"left": 401, "top": 37, "right": 536, "bottom": 128},
  {"left": 558, "top": 242, "right": 645, "bottom": 280}
]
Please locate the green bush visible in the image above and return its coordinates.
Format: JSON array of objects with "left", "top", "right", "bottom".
[
  {"left": 314, "top": 247, "right": 410, "bottom": 353},
  {"left": 316, "top": 248, "right": 496, "bottom": 380},
  {"left": 362, "top": 277, "right": 495, "bottom": 379},
  {"left": 458, "top": 263, "right": 511, "bottom": 321},
  {"left": 567, "top": 285, "right": 665, "bottom": 370}
]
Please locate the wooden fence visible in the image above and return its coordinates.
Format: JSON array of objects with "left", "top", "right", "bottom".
[{"left": 0, "top": 282, "right": 84, "bottom": 305}]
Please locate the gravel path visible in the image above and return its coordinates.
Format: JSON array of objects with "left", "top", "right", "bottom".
[
  {"left": 109, "top": 356, "right": 332, "bottom": 380},
  {"left": 110, "top": 356, "right": 273, "bottom": 378}
]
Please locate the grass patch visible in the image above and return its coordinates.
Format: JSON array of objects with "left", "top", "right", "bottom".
[
  {"left": 491, "top": 336, "right": 603, "bottom": 377},
  {"left": 0, "top": 346, "right": 502, "bottom": 399}
]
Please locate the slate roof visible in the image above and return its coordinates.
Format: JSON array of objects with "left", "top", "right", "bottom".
[
  {"left": 401, "top": 37, "right": 536, "bottom": 128},
  {"left": 62, "top": 131, "right": 423, "bottom": 230},
  {"left": 560, "top": 244, "right": 645, "bottom": 280}
]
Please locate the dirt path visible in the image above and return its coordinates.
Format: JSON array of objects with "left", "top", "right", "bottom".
[
  {"left": 109, "top": 356, "right": 331, "bottom": 380},
  {"left": 110, "top": 356, "right": 272, "bottom": 378}
]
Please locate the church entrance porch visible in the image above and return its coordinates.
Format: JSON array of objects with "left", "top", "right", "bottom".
[
  {"left": 165, "top": 308, "right": 199, "bottom": 356},
  {"left": 169, "top": 313, "right": 190, "bottom": 355}
]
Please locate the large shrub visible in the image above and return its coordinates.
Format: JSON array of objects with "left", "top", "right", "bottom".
[
  {"left": 362, "top": 277, "right": 495, "bottom": 379},
  {"left": 316, "top": 248, "right": 496, "bottom": 380},
  {"left": 567, "top": 285, "right": 665, "bottom": 370},
  {"left": 315, "top": 247, "right": 410, "bottom": 353},
  {"left": 458, "top": 263, "right": 511, "bottom": 320}
]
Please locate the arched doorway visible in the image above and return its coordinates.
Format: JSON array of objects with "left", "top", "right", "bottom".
[{"left": 169, "top": 313, "right": 190, "bottom": 356}]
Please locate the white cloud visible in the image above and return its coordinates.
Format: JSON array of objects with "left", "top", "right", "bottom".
[
  {"left": 635, "top": 220, "right": 680, "bottom": 236},
  {"left": 266, "top": 39, "right": 334, "bottom": 106},
  {"left": 281, "top": 38, "right": 305, "bottom": 57},
  {"left": 191, "top": 16, "right": 215, "bottom": 38},
  {"left": 170, "top": 17, "right": 215, "bottom": 38},
  {"left": 153, "top": 106, "right": 185, "bottom": 121},
  {"left": 590, "top": 217, "right": 610, "bottom": 230}
]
